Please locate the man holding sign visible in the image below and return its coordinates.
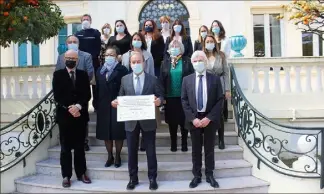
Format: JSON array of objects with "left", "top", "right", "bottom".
[{"left": 111, "top": 51, "right": 163, "bottom": 191}]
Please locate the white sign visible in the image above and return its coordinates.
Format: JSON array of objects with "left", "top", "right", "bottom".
[{"left": 117, "top": 95, "right": 155, "bottom": 122}]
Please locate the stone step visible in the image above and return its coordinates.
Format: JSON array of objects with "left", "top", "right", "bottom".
[
  {"left": 36, "top": 159, "right": 252, "bottom": 181},
  {"left": 15, "top": 174, "right": 269, "bottom": 193},
  {"left": 48, "top": 145, "right": 243, "bottom": 162},
  {"left": 87, "top": 119, "right": 236, "bottom": 133},
  {"left": 87, "top": 131, "right": 238, "bottom": 146}
]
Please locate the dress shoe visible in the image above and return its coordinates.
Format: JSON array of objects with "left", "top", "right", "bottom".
[
  {"left": 189, "top": 177, "right": 201, "bottom": 188},
  {"left": 139, "top": 147, "right": 146, "bottom": 152},
  {"left": 181, "top": 144, "right": 188, "bottom": 152},
  {"left": 218, "top": 140, "right": 225, "bottom": 150},
  {"left": 170, "top": 146, "right": 177, "bottom": 152},
  {"left": 105, "top": 156, "right": 114, "bottom": 167},
  {"left": 149, "top": 179, "right": 158, "bottom": 190},
  {"left": 206, "top": 176, "right": 219, "bottom": 188},
  {"left": 114, "top": 156, "right": 121, "bottom": 168},
  {"left": 77, "top": 174, "right": 92, "bottom": 184},
  {"left": 62, "top": 177, "right": 71, "bottom": 188},
  {"left": 126, "top": 179, "right": 139, "bottom": 190}
]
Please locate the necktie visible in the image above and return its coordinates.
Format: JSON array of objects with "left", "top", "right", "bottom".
[
  {"left": 198, "top": 74, "right": 203, "bottom": 111},
  {"left": 70, "top": 71, "right": 75, "bottom": 87},
  {"left": 135, "top": 76, "right": 141, "bottom": 95}
]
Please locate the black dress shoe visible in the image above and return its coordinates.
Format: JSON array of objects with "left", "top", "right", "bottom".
[
  {"left": 170, "top": 146, "right": 177, "bottom": 152},
  {"left": 189, "top": 177, "right": 201, "bottom": 188},
  {"left": 62, "top": 177, "right": 71, "bottom": 188},
  {"left": 77, "top": 174, "right": 92, "bottom": 184},
  {"left": 181, "top": 144, "right": 188, "bottom": 152},
  {"left": 105, "top": 156, "right": 114, "bottom": 167},
  {"left": 149, "top": 179, "right": 158, "bottom": 190},
  {"left": 206, "top": 176, "right": 219, "bottom": 188},
  {"left": 126, "top": 179, "right": 139, "bottom": 190},
  {"left": 114, "top": 156, "right": 121, "bottom": 168},
  {"left": 219, "top": 140, "right": 225, "bottom": 150}
]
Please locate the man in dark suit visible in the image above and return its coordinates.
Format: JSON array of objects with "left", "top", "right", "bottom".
[
  {"left": 52, "top": 49, "right": 92, "bottom": 188},
  {"left": 181, "top": 51, "right": 224, "bottom": 189},
  {"left": 112, "top": 51, "right": 164, "bottom": 191}
]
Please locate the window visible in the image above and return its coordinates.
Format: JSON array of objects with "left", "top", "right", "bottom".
[
  {"left": 253, "top": 14, "right": 283, "bottom": 57},
  {"left": 57, "top": 23, "right": 82, "bottom": 55},
  {"left": 302, "top": 32, "right": 323, "bottom": 56}
]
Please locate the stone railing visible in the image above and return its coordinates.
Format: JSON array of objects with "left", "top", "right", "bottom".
[{"left": 0, "top": 65, "right": 55, "bottom": 99}]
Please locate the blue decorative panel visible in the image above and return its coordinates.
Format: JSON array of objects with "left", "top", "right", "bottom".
[
  {"left": 32, "top": 44, "right": 40, "bottom": 66},
  {"left": 58, "top": 25, "right": 68, "bottom": 55},
  {"left": 18, "top": 43, "right": 27, "bottom": 67}
]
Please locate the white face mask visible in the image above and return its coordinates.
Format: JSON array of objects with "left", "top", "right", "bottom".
[
  {"left": 162, "top": 23, "right": 169, "bottom": 30},
  {"left": 205, "top": 43, "right": 215, "bottom": 51},
  {"left": 200, "top": 32, "right": 207, "bottom": 39},
  {"left": 193, "top": 61, "right": 206, "bottom": 74},
  {"left": 103, "top": 28, "right": 110, "bottom": 35},
  {"left": 82, "top": 20, "right": 91, "bottom": 29}
]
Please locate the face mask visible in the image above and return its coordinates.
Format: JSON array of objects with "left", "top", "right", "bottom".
[
  {"left": 116, "top": 26, "right": 125, "bottom": 33},
  {"left": 65, "top": 60, "right": 77, "bottom": 69},
  {"left": 67, "top": 43, "right": 78, "bottom": 51},
  {"left": 205, "top": 43, "right": 215, "bottom": 51},
  {"left": 173, "top": 25, "right": 182, "bottom": 33},
  {"left": 105, "top": 56, "right": 115, "bottom": 65},
  {"left": 131, "top": 63, "right": 143, "bottom": 75},
  {"left": 162, "top": 23, "right": 169, "bottom": 29},
  {"left": 200, "top": 32, "right": 207, "bottom": 39},
  {"left": 193, "top": 62, "right": 206, "bottom": 74},
  {"left": 212, "top": 26, "right": 220, "bottom": 35},
  {"left": 170, "top": 47, "right": 180, "bottom": 56},
  {"left": 82, "top": 20, "right": 91, "bottom": 29},
  {"left": 103, "top": 28, "right": 110, "bottom": 35},
  {"left": 132, "top": 40, "right": 142, "bottom": 48},
  {"left": 144, "top": 26, "right": 153, "bottom": 32}
]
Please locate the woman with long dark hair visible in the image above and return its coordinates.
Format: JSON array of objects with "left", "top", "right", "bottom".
[{"left": 108, "top": 20, "right": 132, "bottom": 59}]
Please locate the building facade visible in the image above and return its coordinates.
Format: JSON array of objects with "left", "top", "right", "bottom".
[{"left": 0, "top": 0, "right": 323, "bottom": 67}]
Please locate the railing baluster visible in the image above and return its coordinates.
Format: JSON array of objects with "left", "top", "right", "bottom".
[
  {"left": 305, "top": 66, "right": 312, "bottom": 92},
  {"left": 5, "top": 76, "right": 12, "bottom": 99},
  {"left": 21, "top": 75, "right": 29, "bottom": 99},
  {"left": 284, "top": 66, "right": 291, "bottom": 93},
  {"left": 14, "top": 76, "right": 21, "bottom": 99},
  {"left": 273, "top": 66, "right": 281, "bottom": 93},
  {"left": 263, "top": 67, "right": 270, "bottom": 93},
  {"left": 315, "top": 65, "right": 323, "bottom": 92},
  {"left": 294, "top": 66, "right": 302, "bottom": 93},
  {"left": 31, "top": 75, "right": 38, "bottom": 99},
  {"left": 321, "top": 130, "right": 324, "bottom": 189},
  {"left": 1, "top": 77, "right": 6, "bottom": 99},
  {"left": 41, "top": 75, "right": 47, "bottom": 97},
  {"left": 252, "top": 67, "right": 260, "bottom": 93}
]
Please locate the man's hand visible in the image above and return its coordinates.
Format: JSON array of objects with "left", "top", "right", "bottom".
[
  {"left": 200, "top": 117, "right": 211, "bottom": 128},
  {"left": 192, "top": 118, "right": 202, "bottom": 128},
  {"left": 68, "top": 105, "right": 80, "bottom": 115},
  {"left": 117, "top": 55, "right": 122, "bottom": 62},
  {"left": 154, "top": 96, "right": 161, "bottom": 107},
  {"left": 72, "top": 111, "right": 81, "bottom": 117},
  {"left": 225, "top": 91, "right": 231, "bottom": 100},
  {"left": 111, "top": 99, "right": 119, "bottom": 108}
]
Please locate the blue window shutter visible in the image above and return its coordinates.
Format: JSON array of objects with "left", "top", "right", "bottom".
[
  {"left": 18, "top": 43, "right": 27, "bottom": 67},
  {"left": 72, "top": 23, "right": 82, "bottom": 34},
  {"left": 57, "top": 25, "right": 68, "bottom": 55},
  {"left": 32, "top": 43, "right": 40, "bottom": 66}
]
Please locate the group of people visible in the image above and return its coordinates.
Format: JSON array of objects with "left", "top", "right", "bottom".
[{"left": 53, "top": 13, "right": 231, "bottom": 190}]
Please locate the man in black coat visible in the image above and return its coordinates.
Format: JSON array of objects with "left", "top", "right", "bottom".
[
  {"left": 52, "top": 49, "right": 92, "bottom": 188},
  {"left": 181, "top": 50, "right": 224, "bottom": 189}
]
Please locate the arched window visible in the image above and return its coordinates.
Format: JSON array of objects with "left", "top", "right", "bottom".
[{"left": 138, "top": 0, "right": 190, "bottom": 35}]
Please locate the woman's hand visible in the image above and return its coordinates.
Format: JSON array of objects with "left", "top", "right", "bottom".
[{"left": 225, "top": 91, "right": 231, "bottom": 100}]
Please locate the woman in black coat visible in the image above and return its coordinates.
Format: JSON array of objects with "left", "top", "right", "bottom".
[
  {"left": 96, "top": 46, "right": 128, "bottom": 168},
  {"left": 160, "top": 39, "right": 194, "bottom": 152},
  {"left": 194, "top": 25, "right": 209, "bottom": 51}
]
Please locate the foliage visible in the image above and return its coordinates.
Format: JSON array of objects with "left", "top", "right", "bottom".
[
  {"left": 279, "top": 0, "right": 324, "bottom": 38},
  {"left": 0, "top": 0, "right": 66, "bottom": 48}
]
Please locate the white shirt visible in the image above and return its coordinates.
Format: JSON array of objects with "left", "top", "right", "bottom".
[
  {"left": 145, "top": 35, "right": 152, "bottom": 53},
  {"left": 133, "top": 72, "right": 145, "bottom": 94},
  {"left": 195, "top": 71, "right": 208, "bottom": 112},
  {"left": 161, "top": 30, "right": 170, "bottom": 43}
]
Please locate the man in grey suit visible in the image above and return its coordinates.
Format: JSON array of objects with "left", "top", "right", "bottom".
[
  {"left": 55, "top": 35, "right": 94, "bottom": 152},
  {"left": 112, "top": 51, "right": 163, "bottom": 191},
  {"left": 181, "top": 51, "right": 224, "bottom": 189}
]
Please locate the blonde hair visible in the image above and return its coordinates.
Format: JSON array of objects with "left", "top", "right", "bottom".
[
  {"left": 159, "top": 15, "right": 171, "bottom": 23},
  {"left": 101, "top": 23, "right": 112, "bottom": 35}
]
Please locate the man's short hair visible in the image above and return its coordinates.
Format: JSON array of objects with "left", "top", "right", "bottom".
[
  {"left": 66, "top": 35, "right": 79, "bottom": 43},
  {"left": 81, "top": 14, "right": 92, "bottom": 21},
  {"left": 130, "top": 51, "right": 145, "bottom": 62}
]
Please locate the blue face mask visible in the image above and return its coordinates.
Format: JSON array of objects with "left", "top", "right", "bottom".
[
  {"left": 105, "top": 56, "right": 116, "bottom": 66},
  {"left": 173, "top": 25, "right": 182, "bottom": 33},
  {"left": 212, "top": 27, "right": 220, "bottom": 35},
  {"left": 131, "top": 63, "right": 143, "bottom": 75},
  {"left": 67, "top": 43, "right": 78, "bottom": 51},
  {"left": 132, "top": 40, "right": 142, "bottom": 48},
  {"left": 170, "top": 47, "right": 180, "bottom": 56},
  {"left": 193, "top": 62, "right": 206, "bottom": 74},
  {"left": 116, "top": 26, "right": 125, "bottom": 33}
]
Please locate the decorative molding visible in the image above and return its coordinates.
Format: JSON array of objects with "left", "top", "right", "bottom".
[{"left": 64, "top": 15, "right": 82, "bottom": 24}]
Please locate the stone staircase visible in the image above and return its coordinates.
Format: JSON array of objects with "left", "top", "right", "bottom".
[{"left": 14, "top": 111, "right": 269, "bottom": 193}]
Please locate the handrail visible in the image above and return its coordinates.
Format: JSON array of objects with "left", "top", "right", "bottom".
[
  {"left": 0, "top": 90, "right": 56, "bottom": 172},
  {"left": 230, "top": 64, "right": 324, "bottom": 189}
]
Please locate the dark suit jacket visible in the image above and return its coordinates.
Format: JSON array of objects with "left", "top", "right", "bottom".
[
  {"left": 118, "top": 73, "right": 164, "bottom": 132},
  {"left": 194, "top": 40, "right": 203, "bottom": 51},
  {"left": 160, "top": 56, "right": 194, "bottom": 97},
  {"left": 164, "top": 36, "right": 193, "bottom": 57},
  {"left": 52, "top": 69, "right": 91, "bottom": 124},
  {"left": 181, "top": 72, "right": 224, "bottom": 130},
  {"left": 150, "top": 35, "right": 165, "bottom": 70}
]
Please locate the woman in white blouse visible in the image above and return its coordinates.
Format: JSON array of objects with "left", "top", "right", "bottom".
[
  {"left": 209, "top": 20, "right": 231, "bottom": 59},
  {"left": 159, "top": 15, "right": 171, "bottom": 43}
]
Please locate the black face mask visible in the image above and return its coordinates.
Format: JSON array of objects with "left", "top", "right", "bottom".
[
  {"left": 144, "top": 26, "right": 153, "bottom": 32},
  {"left": 65, "top": 60, "right": 76, "bottom": 69}
]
